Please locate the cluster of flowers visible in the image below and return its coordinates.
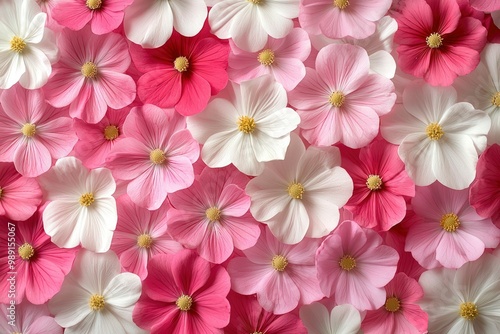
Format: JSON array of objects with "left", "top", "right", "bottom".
[{"left": 1, "top": 0, "right": 500, "bottom": 333}]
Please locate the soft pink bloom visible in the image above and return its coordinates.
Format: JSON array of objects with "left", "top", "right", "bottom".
[
  {"left": 227, "top": 227, "right": 324, "bottom": 314},
  {"left": 111, "top": 195, "right": 183, "bottom": 280},
  {"left": 44, "top": 27, "right": 136, "bottom": 124},
  {"left": 0, "top": 212, "right": 77, "bottom": 304},
  {"left": 52, "top": 0, "right": 133, "bottom": 35},
  {"left": 133, "top": 250, "right": 231, "bottom": 334},
  {"left": 129, "top": 26, "right": 229, "bottom": 116},
  {"left": 36, "top": 0, "right": 63, "bottom": 31},
  {"left": 288, "top": 44, "right": 396, "bottom": 148},
  {"left": 362, "top": 273, "right": 428, "bottom": 334},
  {"left": 469, "top": 0, "right": 500, "bottom": 11},
  {"left": 316, "top": 220, "right": 399, "bottom": 311},
  {"left": 228, "top": 28, "right": 310, "bottom": 91},
  {"left": 405, "top": 182, "right": 500, "bottom": 269},
  {"left": 0, "top": 163, "right": 42, "bottom": 221},
  {"left": 106, "top": 104, "right": 199, "bottom": 210},
  {"left": 0, "top": 300, "right": 63, "bottom": 334},
  {"left": 394, "top": 0, "right": 487, "bottom": 86},
  {"left": 167, "top": 165, "right": 260, "bottom": 264},
  {"left": 0, "top": 84, "right": 76, "bottom": 177},
  {"left": 341, "top": 138, "right": 415, "bottom": 231}
]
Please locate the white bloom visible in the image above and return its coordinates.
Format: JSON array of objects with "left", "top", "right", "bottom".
[
  {"left": 39, "top": 157, "right": 117, "bottom": 252},
  {"left": 123, "top": 0, "right": 207, "bottom": 48},
  {"left": 187, "top": 75, "right": 300, "bottom": 176},
  {"left": 246, "top": 133, "right": 353, "bottom": 244},
  {"left": 419, "top": 253, "right": 500, "bottom": 333},
  {"left": 49, "top": 250, "right": 145, "bottom": 334},
  {"left": 300, "top": 303, "right": 362, "bottom": 334},
  {"left": 0, "top": 0, "right": 58, "bottom": 89},
  {"left": 380, "top": 82, "right": 490, "bottom": 190},
  {"left": 209, "top": 0, "right": 299, "bottom": 52}
]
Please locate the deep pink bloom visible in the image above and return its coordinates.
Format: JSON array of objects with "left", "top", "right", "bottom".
[
  {"left": 106, "top": 104, "right": 199, "bottom": 210},
  {"left": 0, "top": 84, "right": 77, "bottom": 177},
  {"left": 133, "top": 250, "right": 231, "bottom": 334},
  {"left": 52, "top": 0, "right": 133, "bottom": 35},
  {"left": 129, "top": 26, "right": 229, "bottom": 116},
  {"left": 341, "top": 138, "right": 415, "bottom": 231},
  {"left": 167, "top": 165, "right": 260, "bottom": 264},
  {"left": 394, "top": 0, "right": 487, "bottom": 86},
  {"left": 0, "top": 300, "right": 63, "bottom": 334},
  {"left": 44, "top": 27, "right": 136, "bottom": 124}
]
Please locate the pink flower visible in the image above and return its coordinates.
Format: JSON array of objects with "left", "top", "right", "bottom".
[
  {"left": 36, "top": 0, "right": 63, "bottom": 31},
  {"left": 469, "top": 0, "right": 500, "bottom": 11},
  {"left": 129, "top": 26, "right": 229, "bottom": 116},
  {"left": 106, "top": 104, "right": 199, "bottom": 210},
  {"left": 228, "top": 28, "right": 310, "bottom": 91},
  {"left": 0, "top": 84, "right": 76, "bottom": 177},
  {"left": 362, "top": 273, "right": 428, "bottom": 334},
  {"left": 406, "top": 182, "right": 500, "bottom": 269},
  {"left": 0, "top": 163, "right": 42, "bottom": 221},
  {"left": 111, "top": 195, "right": 183, "bottom": 280},
  {"left": 288, "top": 44, "right": 396, "bottom": 148},
  {"left": 227, "top": 227, "right": 324, "bottom": 314},
  {"left": 0, "top": 300, "right": 63, "bottom": 334},
  {"left": 341, "top": 138, "right": 415, "bottom": 231},
  {"left": 0, "top": 212, "right": 77, "bottom": 305},
  {"left": 167, "top": 165, "right": 260, "bottom": 264},
  {"left": 316, "top": 220, "right": 399, "bottom": 311},
  {"left": 133, "top": 250, "right": 231, "bottom": 334},
  {"left": 394, "top": 0, "right": 487, "bottom": 86},
  {"left": 52, "top": 0, "right": 133, "bottom": 35},
  {"left": 44, "top": 27, "right": 136, "bottom": 124}
]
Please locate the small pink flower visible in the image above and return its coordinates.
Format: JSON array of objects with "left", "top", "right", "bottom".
[{"left": 0, "top": 300, "right": 63, "bottom": 334}]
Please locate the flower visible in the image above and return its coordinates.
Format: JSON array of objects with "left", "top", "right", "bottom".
[
  {"left": 316, "top": 220, "right": 399, "bottom": 311},
  {"left": 381, "top": 82, "right": 490, "bottom": 190},
  {"left": 106, "top": 104, "right": 199, "bottom": 210},
  {"left": 227, "top": 227, "right": 324, "bottom": 314},
  {"left": 38, "top": 156, "right": 117, "bottom": 252},
  {"left": 187, "top": 74, "right": 300, "bottom": 176},
  {"left": 167, "top": 165, "right": 260, "bottom": 263},
  {"left": 43, "top": 26, "right": 136, "bottom": 124},
  {"left": 394, "top": 0, "right": 487, "bottom": 86},
  {"left": 36, "top": 0, "right": 63, "bottom": 31},
  {"left": 49, "top": 250, "right": 144, "bottom": 334},
  {"left": 469, "top": 0, "right": 500, "bottom": 11},
  {"left": 246, "top": 133, "right": 353, "bottom": 244},
  {"left": 0, "top": 300, "right": 63, "bottom": 334},
  {"left": 299, "top": 303, "right": 362, "bottom": 334},
  {"left": 288, "top": 44, "right": 396, "bottom": 148},
  {"left": 129, "top": 26, "right": 229, "bottom": 116},
  {"left": 209, "top": 0, "right": 299, "bottom": 52},
  {"left": 0, "top": 84, "right": 77, "bottom": 177},
  {"left": 133, "top": 250, "right": 231, "bottom": 333},
  {"left": 0, "top": 0, "right": 58, "bottom": 89}
]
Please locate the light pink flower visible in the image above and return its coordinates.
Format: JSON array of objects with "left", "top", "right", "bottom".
[
  {"left": 0, "top": 300, "right": 63, "bottom": 334},
  {"left": 288, "top": 44, "right": 396, "bottom": 148},
  {"left": 36, "top": 0, "right": 63, "bottom": 31},
  {"left": 106, "top": 104, "right": 199, "bottom": 210},
  {"left": 227, "top": 227, "right": 324, "bottom": 314},
  {"left": 0, "top": 84, "right": 76, "bottom": 177}
]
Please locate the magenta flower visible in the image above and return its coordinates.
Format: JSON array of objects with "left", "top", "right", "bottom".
[{"left": 0, "top": 300, "right": 63, "bottom": 334}]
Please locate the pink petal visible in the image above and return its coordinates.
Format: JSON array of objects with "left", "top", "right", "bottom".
[
  {"left": 137, "top": 70, "right": 182, "bottom": 108},
  {"left": 13, "top": 139, "right": 52, "bottom": 177}
]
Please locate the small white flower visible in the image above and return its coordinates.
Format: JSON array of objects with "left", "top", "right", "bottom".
[{"left": 300, "top": 303, "right": 362, "bottom": 334}]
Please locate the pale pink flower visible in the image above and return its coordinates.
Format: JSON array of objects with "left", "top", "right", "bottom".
[
  {"left": 36, "top": 0, "right": 63, "bottom": 31},
  {"left": 0, "top": 300, "right": 63, "bottom": 334}
]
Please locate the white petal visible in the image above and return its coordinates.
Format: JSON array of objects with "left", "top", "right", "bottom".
[
  {"left": 398, "top": 133, "right": 437, "bottom": 186},
  {"left": 209, "top": 0, "right": 248, "bottom": 39},
  {"left": 330, "top": 304, "right": 362, "bottom": 334},
  {"left": 23, "top": 12, "right": 46, "bottom": 44},
  {"left": 49, "top": 280, "right": 92, "bottom": 327},
  {"left": 19, "top": 46, "right": 52, "bottom": 89},
  {"left": 231, "top": 132, "right": 265, "bottom": 175},
  {"left": 201, "top": 130, "right": 240, "bottom": 168},
  {"left": 38, "top": 156, "right": 89, "bottom": 200},
  {"left": 251, "top": 131, "right": 291, "bottom": 162},
  {"left": 403, "top": 83, "right": 457, "bottom": 124},
  {"left": 104, "top": 273, "right": 142, "bottom": 308},
  {"left": 43, "top": 200, "right": 83, "bottom": 249},
  {"left": 257, "top": 4, "right": 294, "bottom": 39},
  {"left": 80, "top": 198, "right": 117, "bottom": 252},
  {"left": 229, "top": 5, "right": 268, "bottom": 52},
  {"left": 0, "top": 52, "right": 24, "bottom": 89},
  {"left": 169, "top": 0, "right": 207, "bottom": 37},
  {"left": 70, "top": 250, "right": 121, "bottom": 293},
  {"left": 266, "top": 199, "right": 309, "bottom": 244},
  {"left": 87, "top": 168, "right": 116, "bottom": 198},
  {"left": 369, "top": 50, "right": 396, "bottom": 79},
  {"left": 380, "top": 104, "right": 425, "bottom": 145},
  {"left": 300, "top": 302, "right": 332, "bottom": 334}
]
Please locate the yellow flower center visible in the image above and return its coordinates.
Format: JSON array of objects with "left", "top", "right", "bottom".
[
  {"left": 0, "top": 187, "right": 3, "bottom": 199},
  {"left": 10, "top": 36, "right": 26, "bottom": 53},
  {"left": 18, "top": 243, "right": 35, "bottom": 261},
  {"left": 333, "top": 0, "right": 349, "bottom": 9},
  {"left": 258, "top": 49, "right": 275, "bottom": 66},
  {"left": 237, "top": 116, "right": 256, "bottom": 134},
  {"left": 205, "top": 207, "right": 222, "bottom": 221},
  {"left": 79, "top": 193, "right": 95, "bottom": 207},
  {"left": 440, "top": 213, "right": 460, "bottom": 232},
  {"left": 150, "top": 149, "right": 166, "bottom": 165},
  {"left": 81, "top": 62, "right": 98, "bottom": 79},
  {"left": 176, "top": 294, "right": 193, "bottom": 311},
  {"left": 89, "top": 294, "right": 105, "bottom": 311},
  {"left": 248, "top": 0, "right": 262, "bottom": 4},
  {"left": 86, "top": 0, "right": 102, "bottom": 9},
  {"left": 103, "top": 125, "right": 119, "bottom": 140},
  {"left": 21, "top": 123, "right": 36, "bottom": 137},
  {"left": 287, "top": 182, "right": 304, "bottom": 199},
  {"left": 329, "top": 91, "right": 345, "bottom": 107},
  {"left": 491, "top": 92, "right": 500, "bottom": 107},
  {"left": 252, "top": 332, "right": 264, "bottom": 334},
  {"left": 271, "top": 255, "right": 288, "bottom": 271},
  {"left": 137, "top": 234, "right": 153, "bottom": 248},
  {"left": 426, "top": 122, "right": 444, "bottom": 140},
  {"left": 385, "top": 297, "right": 401, "bottom": 312},
  {"left": 460, "top": 302, "right": 478, "bottom": 321},
  {"left": 174, "top": 56, "right": 189, "bottom": 72},
  {"left": 366, "top": 175, "right": 382, "bottom": 191},
  {"left": 339, "top": 255, "right": 356, "bottom": 271},
  {"left": 426, "top": 32, "right": 443, "bottom": 49}
]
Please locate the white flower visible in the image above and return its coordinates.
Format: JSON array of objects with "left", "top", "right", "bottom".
[
  {"left": 187, "top": 75, "right": 301, "bottom": 176},
  {"left": 300, "top": 303, "right": 362, "bottom": 334},
  {"left": 49, "top": 250, "right": 145, "bottom": 334},
  {"left": 380, "top": 82, "right": 490, "bottom": 190},
  {"left": 246, "top": 133, "right": 353, "bottom": 244},
  {"left": 419, "top": 253, "right": 500, "bottom": 333},
  {"left": 123, "top": 0, "right": 207, "bottom": 48},
  {"left": 39, "top": 157, "right": 117, "bottom": 252},
  {"left": 209, "top": 0, "right": 299, "bottom": 52},
  {"left": 0, "top": 0, "right": 58, "bottom": 89}
]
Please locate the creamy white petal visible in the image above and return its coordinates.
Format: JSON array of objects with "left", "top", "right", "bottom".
[
  {"left": 38, "top": 156, "right": 89, "bottom": 200},
  {"left": 229, "top": 4, "right": 268, "bottom": 52},
  {"left": 380, "top": 104, "right": 426, "bottom": 144},
  {"left": 251, "top": 131, "right": 290, "bottom": 162},
  {"left": 369, "top": 50, "right": 396, "bottom": 79},
  {"left": 23, "top": 12, "right": 46, "bottom": 44},
  {"left": 0, "top": 51, "right": 25, "bottom": 89},
  {"left": 104, "top": 273, "right": 142, "bottom": 308},
  {"left": 49, "top": 279, "right": 92, "bottom": 328},
  {"left": 209, "top": 0, "right": 249, "bottom": 39},
  {"left": 231, "top": 132, "right": 265, "bottom": 175},
  {"left": 43, "top": 200, "right": 83, "bottom": 249},
  {"left": 398, "top": 133, "right": 437, "bottom": 186},
  {"left": 300, "top": 302, "right": 333, "bottom": 334},
  {"left": 79, "top": 198, "right": 117, "bottom": 253},
  {"left": 330, "top": 304, "right": 362, "bottom": 334},
  {"left": 18, "top": 46, "right": 51, "bottom": 89},
  {"left": 201, "top": 130, "right": 240, "bottom": 168},
  {"left": 87, "top": 168, "right": 116, "bottom": 198},
  {"left": 403, "top": 83, "right": 457, "bottom": 124},
  {"left": 169, "top": 0, "right": 206, "bottom": 37}
]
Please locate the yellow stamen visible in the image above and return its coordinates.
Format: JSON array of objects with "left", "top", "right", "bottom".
[
  {"left": 339, "top": 255, "right": 356, "bottom": 271},
  {"left": 205, "top": 207, "right": 222, "bottom": 221},
  {"left": 329, "top": 91, "right": 345, "bottom": 107},
  {"left": 176, "top": 294, "right": 193, "bottom": 311},
  {"left": 21, "top": 123, "right": 36, "bottom": 137},
  {"left": 426, "top": 32, "right": 443, "bottom": 49},
  {"left": 18, "top": 243, "right": 35, "bottom": 260},
  {"left": 460, "top": 302, "right": 478, "bottom": 320},
  {"left": 271, "top": 255, "right": 288, "bottom": 271},
  {"left": 258, "top": 49, "right": 275, "bottom": 66},
  {"left": 86, "top": 0, "right": 102, "bottom": 9},
  {"left": 89, "top": 294, "right": 105, "bottom": 311},
  {"left": 385, "top": 297, "right": 401, "bottom": 312},
  {"left": 81, "top": 62, "right": 98, "bottom": 79},
  {"left": 150, "top": 149, "right": 166, "bottom": 165},
  {"left": 0, "top": 187, "right": 3, "bottom": 199},
  {"left": 248, "top": 0, "right": 262, "bottom": 4},
  {"left": 103, "top": 125, "right": 119, "bottom": 140},
  {"left": 174, "top": 56, "right": 189, "bottom": 72},
  {"left": 137, "top": 234, "right": 153, "bottom": 248},
  {"left": 366, "top": 175, "right": 382, "bottom": 191},
  {"left": 491, "top": 92, "right": 500, "bottom": 107},
  {"left": 10, "top": 36, "right": 26, "bottom": 53},
  {"left": 79, "top": 193, "right": 95, "bottom": 207},
  {"left": 440, "top": 213, "right": 460, "bottom": 232},
  {"left": 237, "top": 116, "right": 256, "bottom": 134},
  {"left": 287, "top": 182, "right": 304, "bottom": 199},
  {"left": 333, "top": 0, "right": 349, "bottom": 9},
  {"left": 426, "top": 122, "right": 444, "bottom": 140}
]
